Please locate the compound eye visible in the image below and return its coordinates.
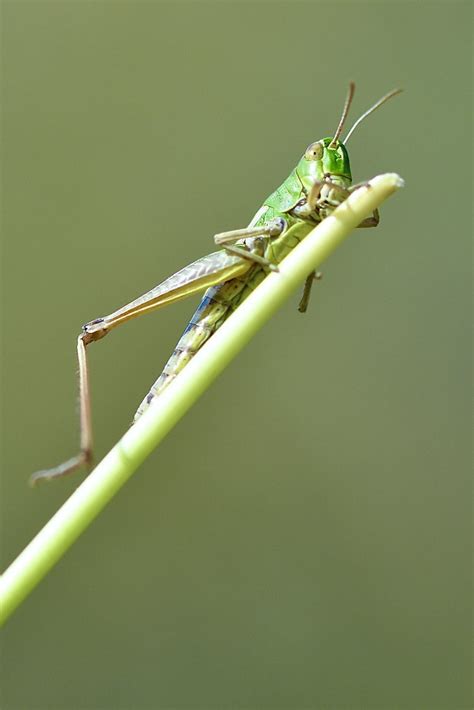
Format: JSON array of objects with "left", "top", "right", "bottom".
[{"left": 304, "top": 142, "right": 323, "bottom": 160}]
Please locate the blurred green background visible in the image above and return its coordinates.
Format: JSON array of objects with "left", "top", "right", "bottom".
[{"left": 1, "top": 1, "right": 471, "bottom": 708}]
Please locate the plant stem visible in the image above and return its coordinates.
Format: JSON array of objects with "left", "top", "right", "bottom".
[{"left": 0, "top": 173, "right": 404, "bottom": 625}]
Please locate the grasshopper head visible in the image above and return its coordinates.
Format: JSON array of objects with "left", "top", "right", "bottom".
[
  {"left": 298, "top": 138, "right": 352, "bottom": 188},
  {"left": 296, "top": 84, "right": 402, "bottom": 192}
]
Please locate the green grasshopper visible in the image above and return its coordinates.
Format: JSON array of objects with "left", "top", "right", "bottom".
[{"left": 31, "top": 83, "right": 401, "bottom": 484}]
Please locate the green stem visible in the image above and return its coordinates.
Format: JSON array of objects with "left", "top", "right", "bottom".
[{"left": 0, "top": 173, "right": 404, "bottom": 625}]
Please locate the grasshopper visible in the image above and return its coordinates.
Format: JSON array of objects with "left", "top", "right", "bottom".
[{"left": 31, "top": 83, "right": 401, "bottom": 484}]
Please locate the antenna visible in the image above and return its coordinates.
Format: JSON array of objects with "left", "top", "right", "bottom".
[
  {"left": 328, "top": 82, "right": 356, "bottom": 149},
  {"left": 344, "top": 88, "right": 403, "bottom": 144}
]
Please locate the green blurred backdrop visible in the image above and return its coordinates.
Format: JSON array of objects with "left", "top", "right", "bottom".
[{"left": 1, "top": 1, "right": 471, "bottom": 708}]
